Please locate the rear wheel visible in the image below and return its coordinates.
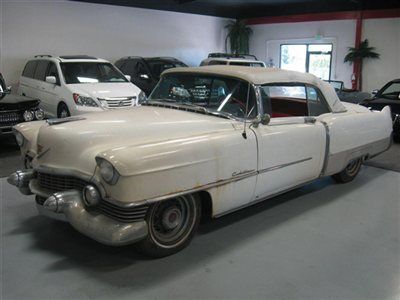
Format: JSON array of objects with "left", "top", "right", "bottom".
[
  {"left": 136, "top": 194, "right": 201, "bottom": 258},
  {"left": 57, "top": 103, "right": 70, "bottom": 118},
  {"left": 332, "top": 158, "right": 362, "bottom": 183}
]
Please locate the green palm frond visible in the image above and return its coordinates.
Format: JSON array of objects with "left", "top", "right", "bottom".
[
  {"left": 344, "top": 39, "right": 380, "bottom": 64},
  {"left": 225, "top": 20, "right": 253, "bottom": 54}
]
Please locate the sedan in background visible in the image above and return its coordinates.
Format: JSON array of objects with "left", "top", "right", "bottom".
[{"left": 361, "top": 79, "right": 400, "bottom": 142}]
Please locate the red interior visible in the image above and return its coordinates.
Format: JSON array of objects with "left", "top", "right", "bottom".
[{"left": 270, "top": 97, "right": 308, "bottom": 118}]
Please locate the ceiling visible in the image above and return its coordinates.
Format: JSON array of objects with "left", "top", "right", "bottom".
[{"left": 71, "top": 0, "right": 400, "bottom": 19}]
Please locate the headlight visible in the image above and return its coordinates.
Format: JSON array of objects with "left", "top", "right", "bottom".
[
  {"left": 73, "top": 93, "right": 98, "bottom": 107},
  {"left": 34, "top": 108, "right": 45, "bottom": 120},
  {"left": 96, "top": 158, "right": 120, "bottom": 185},
  {"left": 138, "top": 90, "right": 147, "bottom": 104},
  {"left": 23, "top": 110, "right": 34, "bottom": 122},
  {"left": 14, "top": 131, "right": 25, "bottom": 147}
]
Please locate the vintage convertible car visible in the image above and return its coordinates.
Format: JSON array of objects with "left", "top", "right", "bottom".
[{"left": 8, "top": 66, "right": 392, "bottom": 257}]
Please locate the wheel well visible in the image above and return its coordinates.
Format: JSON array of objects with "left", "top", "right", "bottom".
[
  {"left": 57, "top": 101, "right": 66, "bottom": 111},
  {"left": 197, "top": 191, "right": 213, "bottom": 222}
]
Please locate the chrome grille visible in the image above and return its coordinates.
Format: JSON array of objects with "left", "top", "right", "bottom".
[
  {"left": 99, "top": 97, "right": 136, "bottom": 108},
  {"left": 36, "top": 172, "right": 148, "bottom": 223},
  {"left": 0, "top": 111, "right": 23, "bottom": 127},
  {"left": 37, "top": 172, "right": 88, "bottom": 192},
  {"left": 96, "top": 201, "right": 149, "bottom": 223}
]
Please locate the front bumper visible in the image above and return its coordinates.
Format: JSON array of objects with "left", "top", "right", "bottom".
[{"left": 8, "top": 170, "right": 148, "bottom": 246}]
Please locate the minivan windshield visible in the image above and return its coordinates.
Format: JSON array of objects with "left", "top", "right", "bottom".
[
  {"left": 148, "top": 73, "right": 258, "bottom": 119},
  {"left": 61, "top": 62, "right": 128, "bottom": 84}
]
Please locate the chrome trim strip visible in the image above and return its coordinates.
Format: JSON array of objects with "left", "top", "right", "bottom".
[
  {"left": 319, "top": 121, "right": 331, "bottom": 177},
  {"left": 258, "top": 157, "right": 312, "bottom": 174},
  {"left": 46, "top": 117, "right": 86, "bottom": 125}
]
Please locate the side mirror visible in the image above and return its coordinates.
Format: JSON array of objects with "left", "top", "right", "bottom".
[
  {"left": 125, "top": 75, "right": 131, "bottom": 81},
  {"left": 252, "top": 113, "right": 271, "bottom": 127},
  {"left": 45, "top": 76, "right": 57, "bottom": 84},
  {"left": 139, "top": 74, "right": 150, "bottom": 80},
  {"left": 371, "top": 89, "right": 379, "bottom": 96}
]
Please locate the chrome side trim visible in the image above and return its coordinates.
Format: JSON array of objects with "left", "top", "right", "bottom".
[
  {"left": 46, "top": 116, "right": 86, "bottom": 125},
  {"left": 319, "top": 121, "right": 331, "bottom": 177},
  {"left": 215, "top": 178, "right": 317, "bottom": 218},
  {"left": 258, "top": 157, "right": 312, "bottom": 174}
]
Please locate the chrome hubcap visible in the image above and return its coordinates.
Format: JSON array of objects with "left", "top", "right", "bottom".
[{"left": 149, "top": 195, "right": 196, "bottom": 248}]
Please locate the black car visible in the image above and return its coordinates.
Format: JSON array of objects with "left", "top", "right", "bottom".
[
  {"left": 115, "top": 57, "right": 187, "bottom": 96},
  {"left": 361, "top": 79, "right": 400, "bottom": 142},
  {"left": 0, "top": 73, "right": 44, "bottom": 136},
  {"left": 325, "top": 80, "right": 371, "bottom": 104}
]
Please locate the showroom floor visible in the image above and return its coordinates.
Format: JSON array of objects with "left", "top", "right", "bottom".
[{"left": 1, "top": 163, "right": 399, "bottom": 299}]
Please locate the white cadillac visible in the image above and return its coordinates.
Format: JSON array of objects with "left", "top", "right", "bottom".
[{"left": 9, "top": 66, "right": 393, "bottom": 257}]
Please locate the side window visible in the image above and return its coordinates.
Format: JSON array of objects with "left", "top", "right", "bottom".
[
  {"left": 46, "top": 62, "right": 60, "bottom": 85},
  {"left": 33, "top": 60, "right": 50, "bottom": 81},
  {"left": 22, "top": 61, "right": 38, "bottom": 78},
  {"left": 306, "top": 86, "right": 330, "bottom": 116},
  {"left": 208, "top": 60, "right": 227, "bottom": 66},
  {"left": 123, "top": 60, "right": 137, "bottom": 76},
  {"left": 137, "top": 62, "right": 151, "bottom": 80},
  {"left": 261, "top": 85, "right": 307, "bottom": 117}
]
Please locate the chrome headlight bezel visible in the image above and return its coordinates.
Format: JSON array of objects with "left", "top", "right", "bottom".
[
  {"left": 138, "top": 90, "right": 147, "bottom": 104},
  {"left": 34, "top": 108, "right": 45, "bottom": 120},
  {"left": 23, "top": 110, "right": 34, "bottom": 122},
  {"left": 95, "top": 157, "right": 120, "bottom": 185}
]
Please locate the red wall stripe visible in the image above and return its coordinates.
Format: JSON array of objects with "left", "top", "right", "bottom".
[{"left": 246, "top": 8, "right": 400, "bottom": 25}]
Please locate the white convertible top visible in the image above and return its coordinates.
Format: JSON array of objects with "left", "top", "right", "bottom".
[{"left": 163, "top": 66, "right": 347, "bottom": 113}]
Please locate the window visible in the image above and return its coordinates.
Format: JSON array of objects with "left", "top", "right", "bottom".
[
  {"left": 380, "top": 82, "right": 400, "bottom": 100},
  {"left": 260, "top": 83, "right": 330, "bottom": 117},
  {"left": 22, "top": 61, "right": 38, "bottom": 78},
  {"left": 229, "top": 61, "right": 265, "bottom": 67},
  {"left": 150, "top": 74, "right": 257, "bottom": 119},
  {"left": 60, "top": 62, "right": 128, "bottom": 84},
  {"left": 280, "top": 44, "right": 332, "bottom": 80},
  {"left": 34, "top": 60, "right": 50, "bottom": 81},
  {"left": 46, "top": 62, "right": 60, "bottom": 85}
]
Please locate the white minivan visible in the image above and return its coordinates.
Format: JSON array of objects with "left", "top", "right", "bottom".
[{"left": 18, "top": 55, "right": 145, "bottom": 118}]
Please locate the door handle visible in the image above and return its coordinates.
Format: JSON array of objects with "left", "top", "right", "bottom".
[{"left": 304, "top": 117, "right": 317, "bottom": 124}]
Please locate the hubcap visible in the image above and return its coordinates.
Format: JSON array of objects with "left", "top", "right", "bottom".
[
  {"left": 346, "top": 159, "right": 360, "bottom": 176},
  {"left": 60, "top": 109, "right": 69, "bottom": 118},
  {"left": 149, "top": 195, "right": 197, "bottom": 248}
]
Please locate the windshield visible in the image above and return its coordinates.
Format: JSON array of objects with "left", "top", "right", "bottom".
[
  {"left": 145, "top": 59, "right": 187, "bottom": 78},
  {"left": 379, "top": 82, "right": 400, "bottom": 100},
  {"left": 61, "top": 62, "right": 128, "bottom": 84},
  {"left": 148, "top": 74, "right": 258, "bottom": 119}
]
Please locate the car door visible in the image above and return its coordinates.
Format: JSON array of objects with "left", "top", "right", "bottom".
[
  {"left": 39, "top": 62, "right": 62, "bottom": 117},
  {"left": 32, "top": 60, "right": 52, "bottom": 114},
  {"left": 252, "top": 83, "right": 327, "bottom": 200},
  {"left": 19, "top": 60, "right": 39, "bottom": 98}
]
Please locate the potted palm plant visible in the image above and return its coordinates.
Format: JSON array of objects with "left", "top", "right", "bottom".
[
  {"left": 225, "top": 20, "right": 253, "bottom": 54},
  {"left": 344, "top": 39, "right": 380, "bottom": 91}
]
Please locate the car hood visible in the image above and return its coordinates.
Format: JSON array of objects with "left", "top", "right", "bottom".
[
  {"left": 33, "top": 105, "right": 235, "bottom": 175},
  {"left": 67, "top": 82, "right": 141, "bottom": 99},
  {"left": 0, "top": 94, "right": 40, "bottom": 111}
]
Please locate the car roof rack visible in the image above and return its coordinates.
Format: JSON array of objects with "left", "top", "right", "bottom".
[
  {"left": 59, "top": 55, "right": 98, "bottom": 60},
  {"left": 34, "top": 54, "right": 52, "bottom": 58},
  {"left": 207, "top": 53, "right": 258, "bottom": 60}
]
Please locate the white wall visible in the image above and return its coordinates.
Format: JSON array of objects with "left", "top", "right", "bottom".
[
  {"left": 362, "top": 18, "right": 400, "bottom": 92},
  {"left": 250, "top": 20, "right": 356, "bottom": 88},
  {"left": 250, "top": 18, "right": 400, "bottom": 92},
  {"left": 0, "top": 0, "right": 227, "bottom": 87}
]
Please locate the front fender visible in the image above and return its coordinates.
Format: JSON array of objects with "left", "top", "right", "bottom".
[{"left": 14, "top": 120, "right": 46, "bottom": 160}]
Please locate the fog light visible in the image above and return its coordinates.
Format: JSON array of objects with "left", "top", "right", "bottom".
[
  {"left": 82, "top": 185, "right": 100, "bottom": 207},
  {"left": 23, "top": 110, "right": 34, "bottom": 122}
]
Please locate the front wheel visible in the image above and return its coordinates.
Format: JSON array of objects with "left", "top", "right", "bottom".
[
  {"left": 136, "top": 194, "right": 201, "bottom": 258},
  {"left": 57, "top": 103, "right": 70, "bottom": 118},
  {"left": 332, "top": 158, "right": 362, "bottom": 183}
]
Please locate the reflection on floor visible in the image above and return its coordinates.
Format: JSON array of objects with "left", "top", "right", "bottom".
[{"left": 1, "top": 166, "right": 399, "bottom": 299}]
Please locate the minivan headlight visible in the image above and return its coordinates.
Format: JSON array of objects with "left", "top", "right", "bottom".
[
  {"left": 73, "top": 93, "right": 98, "bottom": 107},
  {"left": 96, "top": 157, "right": 120, "bottom": 185}
]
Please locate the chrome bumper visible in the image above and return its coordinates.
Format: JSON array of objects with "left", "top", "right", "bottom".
[{"left": 8, "top": 170, "right": 149, "bottom": 246}]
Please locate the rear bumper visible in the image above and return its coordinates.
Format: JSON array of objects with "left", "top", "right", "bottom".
[{"left": 8, "top": 170, "right": 149, "bottom": 246}]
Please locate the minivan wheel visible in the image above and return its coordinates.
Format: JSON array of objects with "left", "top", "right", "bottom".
[
  {"left": 58, "top": 103, "right": 70, "bottom": 118},
  {"left": 136, "top": 194, "right": 201, "bottom": 258},
  {"left": 332, "top": 158, "right": 362, "bottom": 183}
]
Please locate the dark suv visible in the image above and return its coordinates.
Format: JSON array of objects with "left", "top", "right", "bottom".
[
  {"left": 115, "top": 57, "right": 187, "bottom": 96},
  {"left": 1, "top": 73, "right": 44, "bottom": 136}
]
